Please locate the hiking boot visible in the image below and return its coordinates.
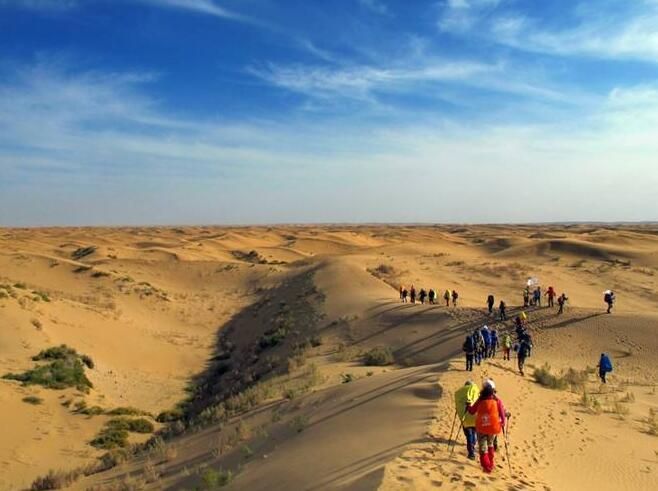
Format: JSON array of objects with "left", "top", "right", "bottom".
[
  {"left": 488, "top": 446, "right": 495, "bottom": 468},
  {"left": 480, "top": 453, "right": 492, "bottom": 473}
]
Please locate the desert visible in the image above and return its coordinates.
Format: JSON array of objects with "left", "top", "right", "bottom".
[{"left": 1, "top": 224, "right": 657, "bottom": 490}]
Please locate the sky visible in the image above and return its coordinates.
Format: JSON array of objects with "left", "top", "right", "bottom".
[{"left": 1, "top": 0, "right": 658, "bottom": 226}]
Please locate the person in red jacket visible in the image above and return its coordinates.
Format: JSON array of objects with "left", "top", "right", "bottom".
[{"left": 467, "top": 379, "right": 508, "bottom": 473}]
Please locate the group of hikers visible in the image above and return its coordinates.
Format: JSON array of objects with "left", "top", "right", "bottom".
[
  {"left": 523, "top": 285, "right": 569, "bottom": 314},
  {"left": 452, "top": 352, "right": 614, "bottom": 474},
  {"left": 448, "top": 286, "right": 619, "bottom": 475},
  {"left": 399, "top": 285, "right": 459, "bottom": 307}
]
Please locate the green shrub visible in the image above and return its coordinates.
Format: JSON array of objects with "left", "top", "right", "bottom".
[
  {"left": 3, "top": 357, "right": 92, "bottom": 392},
  {"left": 107, "top": 406, "right": 150, "bottom": 417},
  {"left": 107, "top": 417, "right": 155, "bottom": 434},
  {"left": 79, "top": 405, "right": 104, "bottom": 416},
  {"left": 363, "top": 346, "right": 394, "bottom": 366},
  {"left": 33, "top": 291, "right": 51, "bottom": 302},
  {"left": 22, "top": 395, "right": 43, "bottom": 405},
  {"left": 90, "top": 427, "right": 129, "bottom": 450},
  {"left": 156, "top": 408, "right": 184, "bottom": 422},
  {"left": 533, "top": 364, "right": 587, "bottom": 390},
  {"left": 14, "top": 282, "right": 27, "bottom": 289},
  {"left": 201, "top": 468, "right": 233, "bottom": 489}
]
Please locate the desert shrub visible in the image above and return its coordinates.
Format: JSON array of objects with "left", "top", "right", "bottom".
[
  {"left": 31, "top": 319, "right": 43, "bottom": 330},
  {"left": 647, "top": 409, "right": 658, "bottom": 436},
  {"left": 620, "top": 391, "right": 635, "bottom": 403},
  {"left": 30, "top": 469, "right": 81, "bottom": 490},
  {"left": 14, "top": 282, "right": 27, "bottom": 289},
  {"left": 309, "top": 335, "right": 323, "bottom": 347},
  {"left": 79, "top": 405, "right": 105, "bottom": 416},
  {"left": 72, "top": 246, "right": 96, "bottom": 260},
  {"left": 90, "top": 427, "right": 130, "bottom": 449},
  {"left": 258, "top": 327, "right": 288, "bottom": 350},
  {"left": 611, "top": 401, "right": 630, "bottom": 418},
  {"left": 364, "top": 346, "right": 394, "bottom": 366},
  {"left": 3, "top": 356, "right": 92, "bottom": 392},
  {"left": 533, "top": 364, "right": 587, "bottom": 391},
  {"left": 0, "top": 289, "right": 9, "bottom": 299},
  {"left": 107, "top": 406, "right": 150, "bottom": 416},
  {"left": 289, "top": 415, "right": 309, "bottom": 433},
  {"left": 98, "top": 448, "right": 131, "bottom": 470},
  {"left": 201, "top": 468, "right": 232, "bottom": 489},
  {"left": 106, "top": 417, "right": 155, "bottom": 434},
  {"left": 80, "top": 355, "right": 95, "bottom": 369},
  {"left": 581, "top": 389, "right": 602, "bottom": 414},
  {"left": 156, "top": 408, "right": 184, "bottom": 422},
  {"left": 341, "top": 373, "right": 355, "bottom": 384},
  {"left": 32, "top": 345, "right": 77, "bottom": 361},
  {"left": 33, "top": 291, "right": 51, "bottom": 302},
  {"left": 332, "top": 344, "right": 361, "bottom": 362},
  {"left": 23, "top": 395, "right": 43, "bottom": 405},
  {"left": 91, "top": 271, "right": 110, "bottom": 278},
  {"left": 373, "top": 264, "right": 395, "bottom": 275}
]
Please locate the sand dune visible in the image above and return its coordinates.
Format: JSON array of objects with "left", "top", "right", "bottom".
[{"left": 1, "top": 225, "right": 657, "bottom": 490}]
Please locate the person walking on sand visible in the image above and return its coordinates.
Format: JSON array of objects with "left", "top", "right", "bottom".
[
  {"left": 481, "top": 325, "right": 491, "bottom": 360},
  {"left": 429, "top": 288, "right": 436, "bottom": 304},
  {"left": 444, "top": 289, "right": 451, "bottom": 307},
  {"left": 473, "top": 329, "right": 485, "bottom": 366},
  {"left": 502, "top": 332, "right": 512, "bottom": 360},
  {"left": 467, "top": 379, "right": 508, "bottom": 473},
  {"left": 490, "top": 327, "right": 499, "bottom": 358},
  {"left": 546, "top": 286, "right": 556, "bottom": 308},
  {"left": 410, "top": 285, "right": 416, "bottom": 304},
  {"left": 517, "top": 334, "right": 532, "bottom": 376},
  {"left": 452, "top": 290, "right": 459, "bottom": 307},
  {"left": 604, "top": 290, "right": 615, "bottom": 314},
  {"left": 557, "top": 293, "right": 567, "bottom": 314},
  {"left": 487, "top": 294, "right": 495, "bottom": 315},
  {"left": 399, "top": 285, "right": 404, "bottom": 301},
  {"left": 419, "top": 288, "right": 427, "bottom": 304},
  {"left": 402, "top": 288, "right": 408, "bottom": 303},
  {"left": 463, "top": 335, "right": 476, "bottom": 371},
  {"left": 598, "top": 353, "right": 613, "bottom": 383},
  {"left": 523, "top": 287, "right": 530, "bottom": 307},
  {"left": 498, "top": 300, "right": 507, "bottom": 321},
  {"left": 534, "top": 287, "right": 542, "bottom": 307},
  {"left": 455, "top": 381, "right": 480, "bottom": 460}
]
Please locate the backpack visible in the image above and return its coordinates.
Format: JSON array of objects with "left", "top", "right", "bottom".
[
  {"left": 519, "top": 341, "right": 531, "bottom": 357},
  {"left": 487, "top": 295, "right": 494, "bottom": 304},
  {"left": 604, "top": 293, "right": 612, "bottom": 303},
  {"left": 463, "top": 337, "right": 475, "bottom": 353}
]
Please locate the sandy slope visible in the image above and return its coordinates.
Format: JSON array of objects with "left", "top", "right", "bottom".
[{"left": 1, "top": 225, "right": 657, "bottom": 490}]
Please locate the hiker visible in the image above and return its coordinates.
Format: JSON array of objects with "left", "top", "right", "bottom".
[
  {"left": 399, "top": 285, "right": 404, "bottom": 301},
  {"left": 452, "top": 290, "right": 459, "bottom": 307},
  {"left": 514, "top": 316, "right": 526, "bottom": 340},
  {"left": 467, "top": 379, "right": 508, "bottom": 473},
  {"left": 498, "top": 300, "right": 507, "bottom": 321},
  {"left": 523, "top": 287, "right": 530, "bottom": 307},
  {"left": 429, "top": 289, "right": 436, "bottom": 304},
  {"left": 546, "top": 286, "right": 556, "bottom": 308},
  {"left": 598, "top": 353, "right": 613, "bottom": 383},
  {"left": 402, "top": 288, "right": 408, "bottom": 303},
  {"left": 487, "top": 294, "right": 495, "bottom": 314},
  {"left": 463, "top": 335, "right": 476, "bottom": 371},
  {"left": 444, "top": 289, "right": 451, "bottom": 307},
  {"left": 455, "top": 381, "right": 480, "bottom": 460},
  {"left": 557, "top": 293, "right": 567, "bottom": 314},
  {"left": 473, "top": 329, "right": 485, "bottom": 366},
  {"left": 534, "top": 287, "right": 541, "bottom": 307},
  {"left": 502, "top": 332, "right": 512, "bottom": 360},
  {"left": 604, "top": 290, "right": 615, "bottom": 314},
  {"left": 481, "top": 325, "right": 491, "bottom": 360},
  {"left": 410, "top": 285, "right": 416, "bottom": 304},
  {"left": 490, "top": 328, "right": 499, "bottom": 358},
  {"left": 517, "top": 334, "right": 532, "bottom": 376},
  {"left": 419, "top": 288, "right": 427, "bottom": 304}
]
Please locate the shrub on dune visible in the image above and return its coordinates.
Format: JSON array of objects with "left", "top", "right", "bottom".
[{"left": 364, "top": 346, "right": 394, "bottom": 366}]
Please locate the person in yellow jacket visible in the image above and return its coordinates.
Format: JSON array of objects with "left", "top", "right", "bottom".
[{"left": 454, "top": 380, "right": 480, "bottom": 459}]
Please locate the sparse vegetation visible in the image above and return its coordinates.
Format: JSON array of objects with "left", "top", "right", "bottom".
[
  {"left": 647, "top": 408, "right": 658, "bottom": 436},
  {"left": 23, "top": 395, "right": 43, "bottom": 405},
  {"left": 156, "top": 408, "right": 184, "bottom": 422},
  {"left": 3, "top": 345, "right": 93, "bottom": 392},
  {"left": 72, "top": 246, "right": 96, "bottom": 260},
  {"left": 31, "top": 318, "right": 43, "bottom": 330},
  {"left": 30, "top": 469, "right": 81, "bottom": 490},
  {"left": 107, "top": 406, "right": 150, "bottom": 417},
  {"left": 201, "top": 468, "right": 233, "bottom": 489},
  {"left": 290, "top": 414, "right": 310, "bottom": 433},
  {"left": 533, "top": 364, "right": 588, "bottom": 391},
  {"left": 91, "top": 418, "right": 155, "bottom": 449},
  {"left": 33, "top": 291, "right": 51, "bottom": 302},
  {"left": 363, "top": 346, "right": 394, "bottom": 366}
]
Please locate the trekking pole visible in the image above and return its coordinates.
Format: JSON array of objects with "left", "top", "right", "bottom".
[
  {"left": 503, "top": 416, "right": 512, "bottom": 474},
  {"left": 446, "top": 411, "right": 458, "bottom": 450},
  {"left": 449, "top": 414, "right": 467, "bottom": 457}
]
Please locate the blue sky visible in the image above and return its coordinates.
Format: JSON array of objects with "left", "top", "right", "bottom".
[{"left": 1, "top": 0, "right": 657, "bottom": 226}]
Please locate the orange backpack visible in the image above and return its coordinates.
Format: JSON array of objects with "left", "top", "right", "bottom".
[{"left": 475, "top": 398, "right": 502, "bottom": 435}]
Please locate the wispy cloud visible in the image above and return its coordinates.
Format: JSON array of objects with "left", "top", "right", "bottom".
[
  {"left": 0, "top": 0, "right": 77, "bottom": 9},
  {"left": 358, "top": 0, "right": 390, "bottom": 16},
  {"left": 442, "top": 0, "right": 658, "bottom": 63},
  {"left": 139, "top": 0, "right": 244, "bottom": 21}
]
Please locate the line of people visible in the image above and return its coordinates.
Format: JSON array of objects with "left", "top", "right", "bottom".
[{"left": 399, "top": 285, "right": 459, "bottom": 307}]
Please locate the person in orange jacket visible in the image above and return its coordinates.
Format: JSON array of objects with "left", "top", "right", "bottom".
[{"left": 467, "top": 379, "right": 509, "bottom": 473}]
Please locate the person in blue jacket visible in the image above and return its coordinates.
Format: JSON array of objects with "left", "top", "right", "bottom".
[
  {"left": 598, "top": 353, "right": 613, "bottom": 383},
  {"left": 489, "top": 328, "right": 499, "bottom": 358},
  {"left": 481, "top": 326, "right": 491, "bottom": 360}
]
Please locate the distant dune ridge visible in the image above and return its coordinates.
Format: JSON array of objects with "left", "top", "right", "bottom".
[{"left": 1, "top": 225, "right": 657, "bottom": 490}]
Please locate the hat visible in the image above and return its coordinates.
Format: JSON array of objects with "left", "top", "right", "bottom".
[{"left": 484, "top": 378, "right": 496, "bottom": 390}]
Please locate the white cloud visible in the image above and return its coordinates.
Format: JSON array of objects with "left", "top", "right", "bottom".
[
  {"left": 139, "top": 0, "right": 245, "bottom": 21},
  {"left": 438, "top": 0, "right": 502, "bottom": 33},
  {"left": 358, "top": 0, "right": 389, "bottom": 16}
]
